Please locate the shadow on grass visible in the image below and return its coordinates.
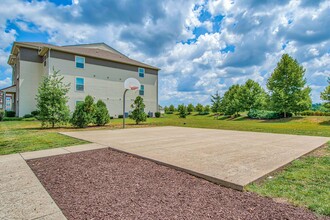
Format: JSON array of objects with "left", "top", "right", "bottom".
[
  {"left": 319, "top": 120, "right": 330, "bottom": 126},
  {"left": 260, "top": 117, "right": 304, "bottom": 123}
]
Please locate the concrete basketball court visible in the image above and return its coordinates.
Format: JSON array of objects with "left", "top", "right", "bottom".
[{"left": 61, "top": 126, "right": 329, "bottom": 190}]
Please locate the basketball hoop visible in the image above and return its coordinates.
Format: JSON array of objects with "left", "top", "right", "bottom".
[
  {"left": 124, "top": 78, "right": 141, "bottom": 91},
  {"left": 123, "top": 78, "right": 141, "bottom": 128}
]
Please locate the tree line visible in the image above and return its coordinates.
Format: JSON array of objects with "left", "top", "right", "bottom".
[{"left": 164, "top": 54, "right": 330, "bottom": 119}]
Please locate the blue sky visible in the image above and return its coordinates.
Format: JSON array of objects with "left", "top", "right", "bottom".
[{"left": 0, "top": 0, "right": 329, "bottom": 106}]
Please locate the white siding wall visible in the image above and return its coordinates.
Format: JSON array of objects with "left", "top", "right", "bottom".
[
  {"left": 18, "top": 61, "right": 43, "bottom": 116},
  {"left": 50, "top": 58, "right": 158, "bottom": 117}
]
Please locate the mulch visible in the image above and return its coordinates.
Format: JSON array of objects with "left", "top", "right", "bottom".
[{"left": 27, "top": 148, "right": 328, "bottom": 220}]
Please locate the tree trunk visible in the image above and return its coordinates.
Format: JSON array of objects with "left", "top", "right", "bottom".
[{"left": 284, "top": 112, "right": 287, "bottom": 118}]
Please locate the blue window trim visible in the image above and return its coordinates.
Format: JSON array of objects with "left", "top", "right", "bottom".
[
  {"left": 138, "top": 67, "right": 145, "bottom": 78},
  {"left": 75, "top": 77, "right": 85, "bottom": 92},
  {"left": 75, "top": 56, "right": 85, "bottom": 69},
  {"left": 139, "top": 84, "right": 144, "bottom": 96}
]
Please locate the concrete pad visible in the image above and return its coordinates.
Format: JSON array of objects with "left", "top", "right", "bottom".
[
  {"left": 61, "top": 126, "right": 329, "bottom": 190},
  {"left": 0, "top": 154, "right": 66, "bottom": 219},
  {"left": 63, "top": 143, "right": 107, "bottom": 153},
  {"left": 20, "top": 148, "right": 70, "bottom": 160}
]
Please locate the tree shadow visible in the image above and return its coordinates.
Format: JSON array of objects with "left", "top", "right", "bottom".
[
  {"left": 319, "top": 120, "right": 330, "bottom": 126},
  {"left": 260, "top": 117, "right": 304, "bottom": 123}
]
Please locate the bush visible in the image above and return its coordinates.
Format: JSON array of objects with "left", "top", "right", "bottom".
[
  {"left": 248, "top": 109, "right": 281, "bottom": 119},
  {"left": 165, "top": 111, "right": 173, "bottom": 114},
  {"left": 23, "top": 114, "right": 33, "bottom": 118},
  {"left": 3, "top": 117, "right": 22, "bottom": 121},
  {"left": 5, "top": 111, "right": 16, "bottom": 117},
  {"left": 0, "top": 109, "right": 4, "bottom": 121},
  {"left": 297, "top": 110, "right": 330, "bottom": 116},
  {"left": 22, "top": 117, "right": 37, "bottom": 121},
  {"left": 110, "top": 116, "right": 114, "bottom": 119},
  {"left": 118, "top": 115, "right": 123, "bottom": 118},
  {"left": 129, "top": 96, "right": 147, "bottom": 124},
  {"left": 155, "top": 112, "right": 161, "bottom": 118},
  {"left": 95, "top": 100, "right": 110, "bottom": 126},
  {"left": 71, "top": 95, "right": 96, "bottom": 128},
  {"left": 31, "top": 110, "right": 40, "bottom": 116}
]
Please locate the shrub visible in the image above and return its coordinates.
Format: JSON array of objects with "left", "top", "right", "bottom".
[
  {"left": 71, "top": 95, "right": 96, "bottom": 128},
  {"left": 248, "top": 109, "right": 281, "bottom": 119},
  {"left": 297, "top": 110, "right": 330, "bottom": 116},
  {"left": 5, "top": 110, "right": 16, "bottom": 117},
  {"left": 165, "top": 111, "right": 173, "bottom": 114},
  {"left": 110, "top": 116, "right": 114, "bottom": 119},
  {"left": 31, "top": 110, "right": 40, "bottom": 116},
  {"left": 155, "top": 112, "right": 161, "bottom": 118},
  {"left": 0, "top": 109, "right": 4, "bottom": 121},
  {"left": 23, "top": 114, "right": 33, "bottom": 118},
  {"left": 22, "top": 117, "right": 37, "bottom": 121},
  {"left": 118, "top": 114, "right": 123, "bottom": 118},
  {"left": 3, "top": 117, "right": 22, "bottom": 121},
  {"left": 95, "top": 100, "right": 110, "bottom": 126}
]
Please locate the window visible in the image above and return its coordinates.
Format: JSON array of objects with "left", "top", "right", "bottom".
[
  {"left": 138, "top": 67, "right": 145, "bottom": 78},
  {"left": 75, "top": 56, "right": 85, "bottom": 68},
  {"left": 75, "top": 77, "right": 84, "bottom": 91},
  {"left": 139, "top": 84, "right": 144, "bottom": 96},
  {"left": 43, "top": 55, "right": 47, "bottom": 67}
]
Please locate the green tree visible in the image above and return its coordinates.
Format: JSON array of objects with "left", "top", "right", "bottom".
[
  {"left": 164, "top": 106, "right": 169, "bottom": 113},
  {"left": 222, "top": 84, "right": 243, "bottom": 116},
  {"left": 211, "top": 91, "right": 222, "bottom": 113},
  {"left": 178, "top": 104, "right": 188, "bottom": 118},
  {"left": 95, "top": 100, "right": 110, "bottom": 126},
  {"left": 36, "top": 69, "right": 70, "bottom": 128},
  {"left": 267, "top": 54, "right": 311, "bottom": 117},
  {"left": 169, "top": 104, "right": 175, "bottom": 112},
  {"left": 204, "top": 105, "right": 210, "bottom": 114},
  {"left": 129, "top": 96, "right": 147, "bottom": 124},
  {"left": 321, "top": 78, "right": 330, "bottom": 110},
  {"left": 187, "top": 103, "right": 194, "bottom": 114},
  {"left": 240, "top": 79, "right": 267, "bottom": 111},
  {"left": 71, "top": 95, "right": 96, "bottom": 128},
  {"left": 195, "top": 103, "right": 204, "bottom": 114}
]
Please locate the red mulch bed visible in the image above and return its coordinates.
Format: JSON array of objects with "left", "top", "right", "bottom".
[{"left": 27, "top": 148, "right": 327, "bottom": 220}]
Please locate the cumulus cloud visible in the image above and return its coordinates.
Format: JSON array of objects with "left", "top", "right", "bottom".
[{"left": 0, "top": 0, "right": 329, "bottom": 105}]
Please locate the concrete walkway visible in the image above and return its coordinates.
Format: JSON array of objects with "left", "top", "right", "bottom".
[
  {"left": 0, "top": 143, "right": 107, "bottom": 219},
  {"left": 62, "top": 126, "right": 329, "bottom": 190}
]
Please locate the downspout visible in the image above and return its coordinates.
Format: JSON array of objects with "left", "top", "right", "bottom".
[{"left": 48, "top": 48, "right": 51, "bottom": 75}]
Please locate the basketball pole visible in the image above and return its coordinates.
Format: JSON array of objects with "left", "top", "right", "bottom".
[{"left": 123, "top": 89, "right": 129, "bottom": 128}]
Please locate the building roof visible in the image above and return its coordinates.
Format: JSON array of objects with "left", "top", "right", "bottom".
[{"left": 9, "top": 42, "right": 160, "bottom": 70}]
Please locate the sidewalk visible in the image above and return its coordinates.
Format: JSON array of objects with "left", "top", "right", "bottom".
[{"left": 0, "top": 143, "right": 107, "bottom": 219}]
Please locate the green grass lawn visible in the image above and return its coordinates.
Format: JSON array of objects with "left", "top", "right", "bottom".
[
  {"left": 247, "top": 144, "right": 330, "bottom": 216},
  {"left": 1, "top": 114, "right": 329, "bottom": 216}
]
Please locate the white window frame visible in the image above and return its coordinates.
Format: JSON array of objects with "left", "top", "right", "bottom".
[
  {"left": 138, "top": 67, "right": 145, "bottom": 78},
  {"left": 75, "top": 56, "right": 85, "bottom": 69},
  {"left": 75, "top": 77, "right": 85, "bottom": 92}
]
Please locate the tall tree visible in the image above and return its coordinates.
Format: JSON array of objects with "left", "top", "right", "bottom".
[
  {"left": 178, "top": 104, "right": 188, "bottom": 118},
  {"left": 210, "top": 91, "right": 222, "bottom": 113},
  {"left": 187, "top": 103, "right": 194, "bottom": 114},
  {"left": 240, "top": 79, "right": 267, "bottom": 111},
  {"left": 195, "top": 103, "right": 204, "bottom": 114},
  {"left": 36, "top": 69, "right": 70, "bottom": 128},
  {"left": 222, "top": 84, "right": 243, "bottom": 116},
  {"left": 129, "top": 96, "right": 147, "bottom": 124},
  {"left": 320, "top": 77, "right": 330, "bottom": 110},
  {"left": 267, "top": 54, "right": 311, "bottom": 117}
]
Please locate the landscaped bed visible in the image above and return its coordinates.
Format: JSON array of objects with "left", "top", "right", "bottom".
[{"left": 27, "top": 148, "right": 327, "bottom": 220}]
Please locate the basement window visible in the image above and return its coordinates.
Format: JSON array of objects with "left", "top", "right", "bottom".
[{"left": 75, "top": 56, "right": 85, "bottom": 68}]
